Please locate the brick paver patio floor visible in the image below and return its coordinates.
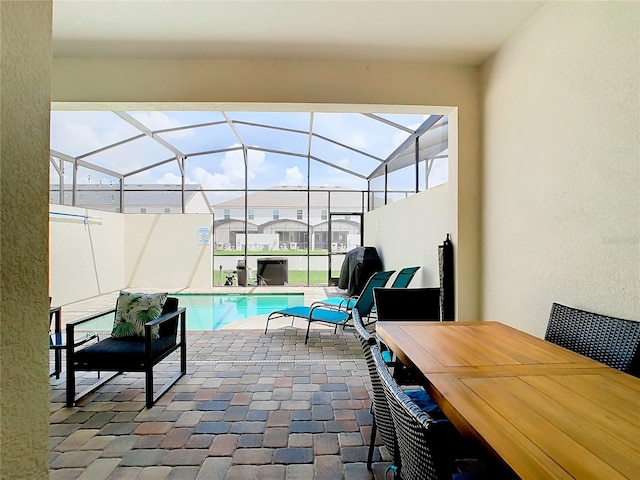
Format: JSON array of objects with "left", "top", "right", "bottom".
[{"left": 50, "top": 325, "right": 393, "bottom": 480}]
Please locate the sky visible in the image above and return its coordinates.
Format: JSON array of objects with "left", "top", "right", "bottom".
[{"left": 50, "top": 110, "right": 449, "bottom": 202}]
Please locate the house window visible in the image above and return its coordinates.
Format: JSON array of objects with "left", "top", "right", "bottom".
[
  {"left": 321, "top": 209, "right": 327, "bottom": 220},
  {"left": 224, "top": 209, "right": 230, "bottom": 220},
  {"left": 164, "top": 207, "right": 171, "bottom": 214},
  {"left": 140, "top": 208, "right": 147, "bottom": 213},
  {"left": 248, "top": 209, "right": 254, "bottom": 220},
  {"left": 273, "top": 209, "right": 279, "bottom": 220},
  {"left": 297, "top": 209, "right": 303, "bottom": 220}
]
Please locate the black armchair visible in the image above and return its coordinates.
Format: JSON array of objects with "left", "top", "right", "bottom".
[{"left": 66, "top": 296, "right": 186, "bottom": 408}]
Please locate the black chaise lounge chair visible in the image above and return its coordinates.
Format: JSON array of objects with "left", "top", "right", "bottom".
[{"left": 66, "top": 294, "right": 186, "bottom": 408}]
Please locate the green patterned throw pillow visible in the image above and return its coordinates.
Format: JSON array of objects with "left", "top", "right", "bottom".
[{"left": 111, "top": 291, "right": 168, "bottom": 339}]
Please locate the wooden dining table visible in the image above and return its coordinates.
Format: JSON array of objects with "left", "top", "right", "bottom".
[{"left": 376, "top": 321, "right": 640, "bottom": 480}]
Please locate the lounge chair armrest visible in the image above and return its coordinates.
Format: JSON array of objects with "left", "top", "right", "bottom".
[
  {"left": 310, "top": 301, "right": 342, "bottom": 312},
  {"left": 341, "top": 295, "right": 360, "bottom": 308},
  {"left": 309, "top": 303, "right": 326, "bottom": 316}
]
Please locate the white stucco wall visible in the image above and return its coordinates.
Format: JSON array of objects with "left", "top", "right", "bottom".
[
  {"left": 49, "top": 205, "right": 125, "bottom": 305},
  {"left": 125, "top": 214, "right": 213, "bottom": 289},
  {"left": 0, "top": 2, "right": 52, "bottom": 478},
  {"left": 482, "top": 2, "right": 640, "bottom": 336},
  {"left": 364, "top": 183, "right": 457, "bottom": 310},
  {"left": 49, "top": 208, "right": 213, "bottom": 303}
]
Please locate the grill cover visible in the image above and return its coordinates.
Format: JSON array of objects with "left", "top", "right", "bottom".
[{"left": 338, "top": 246, "right": 383, "bottom": 296}]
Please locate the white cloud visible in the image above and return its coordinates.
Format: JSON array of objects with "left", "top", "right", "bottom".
[
  {"left": 155, "top": 172, "right": 183, "bottom": 184},
  {"left": 156, "top": 168, "right": 233, "bottom": 190},
  {"left": 343, "top": 133, "right": 369, "bottom": 150},
  {"left": 336, "top": 157, "right": 350, "bottom": 169},
  {"left": 131, "top": 112, "right": 192, "bottom": 139},
  {"left": 170, "top": 146, "right": 268, "bottom": 189},
  {"left": 219, "top": 147, "right": 267, "bottom": 183},
  {"left": 280, "top": 166, "right": 305, "bottom": 186}
]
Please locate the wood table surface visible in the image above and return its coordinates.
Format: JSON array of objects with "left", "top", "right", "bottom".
[{"left": 376, "top": 321, "right": 640, "bottom": 480}]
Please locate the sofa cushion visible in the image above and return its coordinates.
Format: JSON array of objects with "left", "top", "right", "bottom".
[
  {"left": 111, "top": 291, "right": 167, "bottom": 339},
  {"left": 74, "top": 336, "right": 177, "bottom": 370}
]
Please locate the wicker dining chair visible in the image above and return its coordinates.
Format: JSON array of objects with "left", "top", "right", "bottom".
[
  {"left": 354, "top": 309, "right": 400, "bottom": 475},
  {"left": 370, "top": 343, "right": 494, "bottom": 480},
  {"left": 545, "top": 303, "right": 640, "bottom": 376},
  {"left": 353, "top": 308, "right": 444, "bottom": 477},
  {"left": 371, "top": 343, "right": 465, "bottom": 480}
]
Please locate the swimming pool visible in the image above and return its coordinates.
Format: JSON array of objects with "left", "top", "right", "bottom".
[{"left": 81, "top": 293, "right": 305, "bottom": 331}]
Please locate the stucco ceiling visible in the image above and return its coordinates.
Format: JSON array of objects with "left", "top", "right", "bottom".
[{"left": 52, "top": 0, "right": 546, "bottom": 65}]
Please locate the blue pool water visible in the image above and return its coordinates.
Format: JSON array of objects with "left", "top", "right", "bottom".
[{"left": 81, "top": 293, "right": 305, "bottom": 331}]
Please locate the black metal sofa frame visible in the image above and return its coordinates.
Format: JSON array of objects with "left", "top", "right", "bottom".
[{"left": 66, "top": 296, "right": 187, "bottom": 408}]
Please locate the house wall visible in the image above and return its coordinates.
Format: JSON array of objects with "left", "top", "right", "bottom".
[
  {"left": 49, "top": 205, "right": 125, "bottom": 305},
  {"left": 0, "top": 2, "right": 52, "bottom": 478},
  {"left": 125, "top": 214, "right": 213, "bottom": 289},
  {"left": 364, "top": 183, "right": 455, "bottom": 307},
  {"left": 51, "top": 59, "right": 481, "bottom": 320},
  {"left": 482, "top": 1, "right": 640, "bottom": 336}
]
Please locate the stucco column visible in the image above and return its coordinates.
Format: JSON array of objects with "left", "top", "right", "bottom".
[{"left": 0, "top": 1, "right": 52, "bottom": 478}]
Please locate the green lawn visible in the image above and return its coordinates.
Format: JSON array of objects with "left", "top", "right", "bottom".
[
  {"left": 288, "top": 270, "right": 337, "bottom": 285},
  {"left": 212, "top": 269, "right": 338, "bottom": 286}
]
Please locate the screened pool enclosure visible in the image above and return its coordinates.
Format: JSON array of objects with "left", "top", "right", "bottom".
[{"left": 50, "top": 109, "right": 449, "bottom": 285}]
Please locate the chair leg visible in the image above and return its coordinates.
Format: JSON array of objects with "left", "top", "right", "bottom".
[
  {"left": 145, "top": 361, "right": 154, "bottom": 408},
  {"left": 305, "top": 321, "right": 312, "bottom": 344},
  {"left": 367, "top": 416, "right": 377, "bottom": 470},
  {"left": 66, "top": 361, "right": 75, "bottom": 407},
  {"left": 54, "top": 347, "right": 62, "bottom": 379}
]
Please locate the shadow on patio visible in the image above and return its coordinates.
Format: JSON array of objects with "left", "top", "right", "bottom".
[{"left": 50, "top": 326, "right": 392, "bottom": 480}]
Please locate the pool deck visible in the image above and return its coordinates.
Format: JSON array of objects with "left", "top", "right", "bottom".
[
  {"left": 59, "top": 286, "right": 343, "bottom": 329},
  {"left": 50, "top": 287, "right": 393, "bottom": 480}
]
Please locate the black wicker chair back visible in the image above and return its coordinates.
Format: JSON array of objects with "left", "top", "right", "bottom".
[
  {"left": 353, "top": 308, "right": 400, "bottom": 473},
  {"left": 373, "top": 287, "right": 440, "bottom": 385},
  {"left": 353, "top": 308, "right": 400, "bottom": 468},
  {"left": 373, "top": 287, "right": 440, "bottom": 321},
  {"left": 545, "top": 303, "right": 640, "bottom": 376},
  {"left": 372, "top": 344, "right": 458, "bottom": 480}
]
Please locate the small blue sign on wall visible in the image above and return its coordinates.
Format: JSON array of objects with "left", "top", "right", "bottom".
[{"left": 197, "top": 226, "right": 210, "bottom": 245}]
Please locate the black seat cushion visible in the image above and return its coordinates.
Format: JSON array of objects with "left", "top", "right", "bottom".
[{"left": 74, "top": 336, "right": 177, "bottom": 370}]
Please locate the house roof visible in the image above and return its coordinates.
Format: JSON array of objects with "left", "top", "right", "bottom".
[
  {"left": 50, "top": 184, "right": 203, "bottom": 207},
  {"left": 214, "top": 187, "right": 365, "bottom": 210}
]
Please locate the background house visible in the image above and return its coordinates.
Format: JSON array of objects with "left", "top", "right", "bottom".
[
  {"left": 50, "top": 183, "right": 211, "bottom": 213},
  {"left": 213, "top": 187, "right": 365, "bottom": 251}
]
